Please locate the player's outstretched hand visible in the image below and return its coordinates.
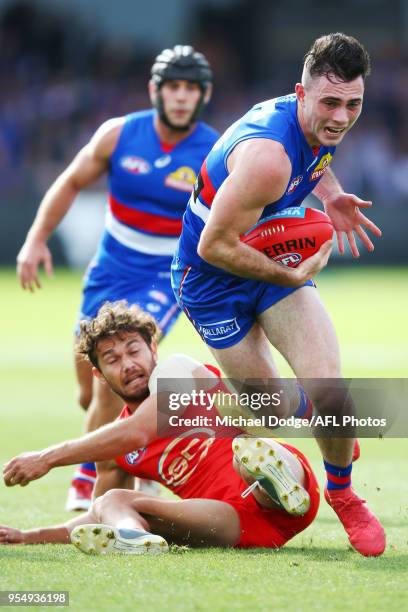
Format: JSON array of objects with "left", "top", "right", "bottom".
[
  {"left": 0, "top": 526, "right": 25, "bottom": 545},
  {"left": 324, "top": 193, "right": 382, "bottom": 257},
  {"left": 16, "top": 239, "right": 53, "bottom": 291},
  {"left": 3, "top": 451, "right": 51, "bottom": 487}
]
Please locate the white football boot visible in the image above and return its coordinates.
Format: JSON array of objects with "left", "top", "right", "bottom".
[
  {"left": 233, "top": 437, "right": 310, "bottom": 516},
  {"left": 70, "top": 524, "right": 168, "bottom": 555}
]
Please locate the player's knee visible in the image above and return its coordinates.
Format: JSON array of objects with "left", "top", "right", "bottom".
[{"left": 92, "top": 488, "right": 126, "bottom": 518}]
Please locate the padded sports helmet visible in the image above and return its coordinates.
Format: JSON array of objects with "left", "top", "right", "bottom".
[{"left": 151, "top": 45, "right": 212, "bottom": 91}]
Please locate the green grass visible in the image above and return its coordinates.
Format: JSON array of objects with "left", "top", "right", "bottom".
[{"left": 0, "top": 267, "right": 407, "bottom": 611}]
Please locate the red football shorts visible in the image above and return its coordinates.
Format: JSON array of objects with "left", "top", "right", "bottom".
[{"left": 234, "top": 443, "right": 319, "bottom": 548}]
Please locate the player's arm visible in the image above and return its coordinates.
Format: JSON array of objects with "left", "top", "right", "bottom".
[
  {"left": 198, "top": 139, "right": 332, "bottom": 287},
  {"left": 3, "top": 355, "right": 215, "bottom": 488},
  {"left": 0, "top": 523, "right": 71, "bottom": 545},
  {"left": 93, "top": 460, "right": 135, "bottom": 498},
  {"left": 3, "top": 393, "right": 158, "bottom": 487},
  {"left": 313, "top": 167, "right": 382, "bottom": 256},
  {"left": 16, "top": 117, "right": 124, "bottom": 291}
]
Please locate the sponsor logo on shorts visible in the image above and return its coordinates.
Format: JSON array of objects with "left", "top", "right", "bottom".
[
  {"left": 148, "top": 290, "right": 169, "bottom": 305},
  {"left": 165, "top": 166, "right": 196, "bottom": 192},
  {"left": 310, "top": 153, "right": 332, "bottom": 181},
  {"left": 199, "top": 318, "right": 241, "bottom": 342},
  {"left": 125, "top": 448, "right": 146, "bottom": 465},
  {"left": 286, "top": 175, "right": 303, "bottom": 194},
  {"left": 120, "top": 156, "right": 151, "bottom": 174},
  {"left": 274, "top": 252, "right": 302, "bottom": 267}
]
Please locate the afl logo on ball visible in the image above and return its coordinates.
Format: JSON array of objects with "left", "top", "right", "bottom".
[
  {"left": 274, "top": 253, "right": 302, "bottom": 267},
  {"left": 125, "top": 448, "right": 146, "bottom": 465}
]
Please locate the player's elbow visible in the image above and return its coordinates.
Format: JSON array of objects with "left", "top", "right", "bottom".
[
  {"left": 197, "top": 236, "right": 212, "bottom": 263},
  {"left": 198, "top": 233, "right": 227, "bottom": 266}
]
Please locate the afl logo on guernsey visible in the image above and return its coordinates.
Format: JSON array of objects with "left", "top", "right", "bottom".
[
  {"left": 120, "top": 156, "right": 151, "bottom": 174},
  {"left": 125, "top": 448, "right": 146, "bottom": 465},
  {"left": 286, "top": 175, "right": 303, "bottom": 195}
]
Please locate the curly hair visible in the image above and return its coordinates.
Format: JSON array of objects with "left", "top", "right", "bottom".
[
  {"left": 76, "top": 300, "right": 160, "bottom": 369},
  {"left": 304, "top": 33, "right": 371, "bottom": 82}
]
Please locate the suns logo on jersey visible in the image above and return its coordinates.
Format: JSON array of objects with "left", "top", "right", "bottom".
[
  {"left": 158, "top": 429, "right": 215, "bottom": 486},
  {"left": 165, "top": 167, "right": 196, "bottom": 192},
  {"left": 120, "top": 156, "right": 151, "bottom": 174},
  {"left": 310, "top": 153, "right": 332, "bottom": 181}
]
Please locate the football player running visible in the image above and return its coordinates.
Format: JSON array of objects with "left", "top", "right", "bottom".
[
  {"left": 16, "top": 46, "right": 218, "bottom": 510},
  {"left": 2, "top": 302, "right": 321, "bottom": 554},
  {"left": 171, "top": 33, "right": 385, "bottom": 556}
]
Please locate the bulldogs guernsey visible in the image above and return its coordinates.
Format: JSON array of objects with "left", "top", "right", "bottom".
[
  {"left": 94, "top": 109, "right": 218, "bottom": 276},
  {"left": 177, "top": 94, "right": 336, "bottom": 274}
]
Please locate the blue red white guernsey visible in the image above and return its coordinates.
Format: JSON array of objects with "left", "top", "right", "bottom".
[
  {"left": 78, "top": 110, "right": 218, "bottom": 334},
  {"left": 97, "top": 109, "right": 218, "bottom": 275},
  {"left": 171, "top": 95, "right": 335, "bottom": 347},
  {"left": 178, "top": 94, "right": 335, "bottom": 274}
]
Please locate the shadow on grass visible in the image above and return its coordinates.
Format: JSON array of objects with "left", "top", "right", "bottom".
[{"left": 220, "top": 546, "right": 408, "bottom": 570}]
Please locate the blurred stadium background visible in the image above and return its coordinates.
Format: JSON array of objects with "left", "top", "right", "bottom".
[{"left": 1, "top": 0, "right": 408, "bottom": 266}]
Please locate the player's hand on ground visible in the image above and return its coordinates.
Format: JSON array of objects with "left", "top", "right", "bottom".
[
  {"left": 16, "top": 239, "right": 53, "bottom": 291},
  {"left": 323, "top": 193, "right": 382, "bottom": 257},
  {"left": 0, "top": 526, "right": 25, "bottom": 545},
  {"left": 3, "top": 451, "right": 51, "bottom": 487}
]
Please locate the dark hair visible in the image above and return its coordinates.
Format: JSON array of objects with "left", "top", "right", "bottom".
[
  {"left": 304, "top": 33, "right": 371, "bottom": 82},
  {"left": 76, "top": 300, "right": 159, "bottom": 369}
]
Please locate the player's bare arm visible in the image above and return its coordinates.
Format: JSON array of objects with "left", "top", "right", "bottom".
[
  {"left": 0, "top": 523, "right": 72, "bottom": 545},
  {"left": 198, "top": 138, "right": 332, "bottom": 287},
  {"left": 16, "top": 117, "right": 124, "bottom": 291},
  {"left": 3, "top": 392, "right": 158, "bottom": 487},
  {"left": 313, "top": 166, "right": 382, "bottom": 256}
]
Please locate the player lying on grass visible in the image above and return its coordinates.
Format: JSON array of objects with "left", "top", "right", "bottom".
[{"left": 1, "top": 301, "right": 321, "bottom": 555}]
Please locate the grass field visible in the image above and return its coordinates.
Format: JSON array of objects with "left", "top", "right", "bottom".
[{"left": 0, "top": 266, "right": 407, "bottom": 611}]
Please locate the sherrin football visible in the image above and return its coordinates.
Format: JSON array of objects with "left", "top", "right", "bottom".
[{"left": 241, "top": 207, "right": 333, "bottom": 268}]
